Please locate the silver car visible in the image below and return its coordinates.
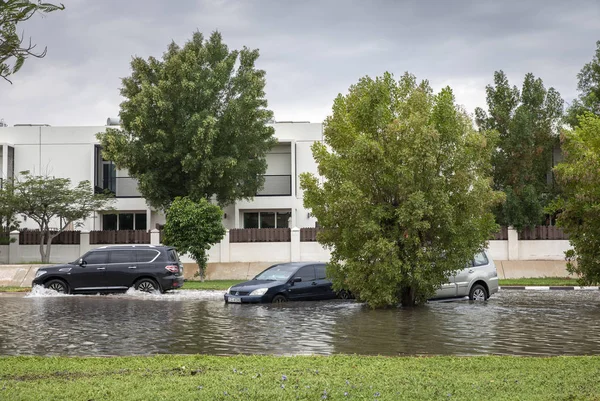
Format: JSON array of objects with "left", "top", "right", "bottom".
[{"left": 433, "top": 250, "right": 499, "bottom": 301}]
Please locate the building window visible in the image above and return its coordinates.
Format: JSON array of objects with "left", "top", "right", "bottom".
[
  {"left": 244, "top": 212, "right": 259, "bottom": 228},
  {"left": 276, "top": 212, "right": 291, "bottom": 228},
  {"left": 119, "top": 213, "right": 134, "bottom": 230},
  {"left": 135, "top": 213, "right": 147, "bottom": 230},
  {"left": 103, "top": 161, "right": 116, "bottom": 193},
  {"left": 7, "top": 146, "right": 14, "bottom": 179},
  {"left": 102, "top": 214, "right": 117, "bottom": 230},
  {"left": 260, "top": 212, "right": 275, "bottom": 228},
  {"left": 243, "top": 211, "right": 291, "bottom": 228},
  {"left": 102, "top": 213, "right": 147, "bottom": 230}
]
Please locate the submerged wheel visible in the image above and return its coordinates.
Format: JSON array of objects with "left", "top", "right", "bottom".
[
  {"left": 469, "top": 284, "right": 488, "bottom": 301},
  {"left": 45, "top": 279, "right": 69, "bottom": 294},
  {"left": 337, "top": 290, "right": 351, "bottom": 300},
  {"left": 272, "top": 294, "right": 287, "bottom": 303},
  {"left": 134, "top": 278, "right": 159, "bottom": 293}
]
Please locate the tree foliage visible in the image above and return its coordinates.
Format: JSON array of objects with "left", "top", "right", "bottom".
[
  {"left": 475, "top": 71, "right": 563, "bottom": 230},
  {"left": 162, "top": 197, "right": 225, "bottom": 281},
  {"left": 552, "top": 113, "right": 600, "bottom": 284},
  {"left": 0, "top": 197, "right": 19, "bottom": 244},
  {"left": 0, "top": 171, "right": 114, "bottom": 262},
  {"left": 98, "top": 31, "right": 276, "bottom": 210},
  {"left": 566, "top": 41, "right": 600, "bottom": 127},
  {"left": 300, "top": 72, "right": 502, "bottom": 308},
  {"left": 0, "top": 0, "right": 64, "bottom": 83}
]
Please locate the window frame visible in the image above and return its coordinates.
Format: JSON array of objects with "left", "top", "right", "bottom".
[
  {"left": 243, "top": 210, "right": 291, "bottom": 228},
  {"left": 473, "top": 252, "right": 489, "bottom": 267},
  {"left": 108, "top": 250, "right": 136, "bottom": 264},
  {"left": 315, "top": 264, "right": 327, "bottom": 280},
  {"left": 82, "top": 251, "right": 109, "bottom": 265},
  {"left": 101, "top": 212, "right": 148, "bottom": 231},
  {"left": 136, "top": 250, "right": 160, "bottom": 263},
  {"left": 167, "top": 249, "right": 180, "bottom": 262},
  {"left": 294, "top": 265, "right": 316, "bottom": 282}
]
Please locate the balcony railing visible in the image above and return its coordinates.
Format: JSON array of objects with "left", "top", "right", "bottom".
[
  {"left": 230, "top": 228, "right": 291, "bottom": 242},
  {"left": 95, "top": 177, "right": 142, "bottom": 198},
  {"left": 256, "top": 175, "right": 292, "bottom": 196},
  {"left": 90, "top": 230, "right": 150, "bottom": 244},
  {"left": 93, "top": 175, "right": 291, "bottom": 198}
]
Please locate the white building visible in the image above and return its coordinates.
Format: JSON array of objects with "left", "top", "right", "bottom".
[{"left": 0, "top": 120, "right": 323, "bottom": 231}]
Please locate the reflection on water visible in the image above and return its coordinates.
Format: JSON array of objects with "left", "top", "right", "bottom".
[{"left": 1, "top": 290, "right": 599, "bottom": 356}]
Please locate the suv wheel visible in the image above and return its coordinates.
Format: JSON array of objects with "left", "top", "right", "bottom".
[
  {"left": 135, "top": 278, "right": 160, "bottom": 293},
  {"left": 45, "top": 279, "right": 69, "bottom": 294},
  {"left": 469, "top": 284, "right": 488, "bottom": 301}
]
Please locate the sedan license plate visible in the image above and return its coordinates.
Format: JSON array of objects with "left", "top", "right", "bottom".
[{"left": 228, "top": 296, "right": 242, "bottom": 303}]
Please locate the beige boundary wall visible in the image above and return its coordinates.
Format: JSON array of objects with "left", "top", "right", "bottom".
[
  {"left": 0, "top": 227, "right": 576, "bottom": 286},
  {"left": 0, "top": 260, "right": 576, "bottom": 288},
  {"left": 200, "top": 260, "right": 575, "bottom": 281}
]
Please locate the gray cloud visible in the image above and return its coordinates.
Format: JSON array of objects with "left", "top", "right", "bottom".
[{"left": 0, "top": 0, "right": 598, "bottom": 126}]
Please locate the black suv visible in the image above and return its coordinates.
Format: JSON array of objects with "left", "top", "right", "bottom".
[{"left": 31, "top": 245, "right": 184, "bottom": 294}]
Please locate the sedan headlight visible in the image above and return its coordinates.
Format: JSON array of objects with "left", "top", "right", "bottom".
[
  {"left": 249, "top": 288, "right": 268, "bottom": 296},
  {"left": 35, "top": 270, "right": 47, "bottom": 278}
]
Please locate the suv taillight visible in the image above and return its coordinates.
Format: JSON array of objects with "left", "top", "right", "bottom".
[{"left": 165, "top": 265, "right": 179, "bottom": 273}]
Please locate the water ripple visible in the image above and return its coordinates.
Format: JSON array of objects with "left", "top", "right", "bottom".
[{"left": 1, "top": 290, "right": 600, "bottom": 356}]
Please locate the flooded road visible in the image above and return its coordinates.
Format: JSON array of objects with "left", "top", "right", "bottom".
[{"left": 0, "top": 288, "right": 599, "bottom": 356}]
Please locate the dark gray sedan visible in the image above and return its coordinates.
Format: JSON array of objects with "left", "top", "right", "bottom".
[{"left": 224, "top": 262, "right": 347, "bottom": 304}]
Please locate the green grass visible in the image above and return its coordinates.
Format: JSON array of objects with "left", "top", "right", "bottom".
[
  {"left": 0, "top": 355, "right": 599, "bottom": 400},
  {"left": 0, "top": 280, "right": 244, "bottom": 293},
  {"left": 0, "top": 278, "right": 589, "bottom": 293},
  {"left": 499, "top": 277, "right": 583, "bottom": 286},
  {"left": 0, "top": 286, "right": 29, "bottom": 292},
  {"left": 180, "top": 280, "right": 244, "bottom": 290},
  {"left": 0, "top": 277, "right": 590, "bottom": 293}
]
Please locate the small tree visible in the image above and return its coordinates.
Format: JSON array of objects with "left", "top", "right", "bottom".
[
  {"left": 0, "top": 207, "right": 19, "bottom": 244},
  {"left": 0, "top": 171, "right": 114, "bottom": 262},
  {"left": 552, "top": 113, "right": 600, "bottom": 284},
  {"left": 0, "top": 201, "right": 19, "bottom": 245},
  {"left": 162, "top": 197, "right": 225, "bottom": 281},
  {"left": 300, "top": 72, "right": 502, "bottom": 308},
  {"left": 1, "top": 0, "right": 65, "bottom": 83}
]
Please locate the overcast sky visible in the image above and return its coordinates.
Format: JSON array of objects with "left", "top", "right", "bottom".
[{"left": 1, "top": 0, "right": 599, "bottom": 126}]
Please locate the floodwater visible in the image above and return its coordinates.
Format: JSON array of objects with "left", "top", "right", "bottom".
[{"left": 0, "top": 288, "right": 599, "bottom": 356}]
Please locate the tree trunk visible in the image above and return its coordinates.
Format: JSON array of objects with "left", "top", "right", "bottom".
[
  {"left": 196, "top": 252, "right": 208, "bottom": 282},
  {"left": 39, "top": 231, "right": 47, "bottom": 264},
  {"left": 400, "top": 285, "right": 417, "bottom": 307},
  {"left": 44, "top": 234, "right": 53, "bottom": 264}
]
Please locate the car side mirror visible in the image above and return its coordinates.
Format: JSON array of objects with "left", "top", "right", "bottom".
[
  {"left": 79, "top": 258, "right": 87, "bottom": 267},
  {"left": 293, "top": 277, "right": 302, "bottom": 283}
]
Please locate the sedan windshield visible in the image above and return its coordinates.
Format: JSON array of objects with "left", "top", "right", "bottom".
[{"left": 254, "top": 264, "right": 299, "bottom": 281}]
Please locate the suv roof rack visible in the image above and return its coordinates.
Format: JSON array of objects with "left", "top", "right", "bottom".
[{"left": 97, "top": 244, "right": 157, "bottom": 249}]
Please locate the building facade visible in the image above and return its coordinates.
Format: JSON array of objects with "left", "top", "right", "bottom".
[{"left": 0, "top": 121, "right": 323, "bottom": 231}]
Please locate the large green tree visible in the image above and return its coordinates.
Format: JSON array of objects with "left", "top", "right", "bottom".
[
  {"left": 0, "top": 0, "right": 64, "bottom": 83},
  {"left": 553, "top": 113, "right": 600, "bottom": 284},
  {"left": 162, "top": 197, "right": 225, "bottom": 281},
  {"left": 475, "top": 71, "right": 563, "bottom": 230},
  {"left": 300, "top": 72, "right": 501, "bottom": 308},
  {"left": 566, "top": 41, "right": 600, "bottom": 127},
  {"left": 98, "top": 31, "right": 276, "bottom": 209},
  {"left": 0, "top": 171, "right": 114, "bottom": 262}
]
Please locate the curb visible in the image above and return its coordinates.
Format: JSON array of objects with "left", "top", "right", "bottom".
[{"left": 500, "top": 286, "right": 600, "bottom": 291}]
